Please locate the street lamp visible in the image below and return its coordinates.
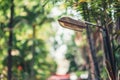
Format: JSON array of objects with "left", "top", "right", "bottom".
[
  {"left": 58, "top": 17, "right": 103, "bottom": 31},
  {"left": 58, "top": 17, "right": 116, "bottom": 80},
  {"left": 58, "top": 17, "right": 86, "bottom": 31},
  {"left": 58, "top": 17, "right": 101, "bottom": 80}
]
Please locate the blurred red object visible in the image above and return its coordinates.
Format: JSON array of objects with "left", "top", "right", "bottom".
[
  {"left": 48, "top": 74, "right": 70, "bottom": 80},
  {"left": 17, "top": 65, "right": 23, "bottom": 71}
]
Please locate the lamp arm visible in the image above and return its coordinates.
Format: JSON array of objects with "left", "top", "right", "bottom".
[{"left": 78, "top": 20, "right": 104, "bottom": 30}]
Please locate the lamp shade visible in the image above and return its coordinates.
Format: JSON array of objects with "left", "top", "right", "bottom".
[{"left": 58, "top": 17, "right": 86, "bottom": 31}]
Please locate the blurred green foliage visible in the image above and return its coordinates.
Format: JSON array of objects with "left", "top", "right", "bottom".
[{"left": 0, "top": 0, "right": 57, "bottom": 80}]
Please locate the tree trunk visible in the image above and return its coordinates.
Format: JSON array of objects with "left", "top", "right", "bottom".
[
  {"left": 8, "top": 0, "right": 14, "bottom": 80},
  {"left": 30, "top": 24, "right": 36, "bottom": 80}
]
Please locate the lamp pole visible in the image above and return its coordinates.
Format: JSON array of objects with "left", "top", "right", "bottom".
[
  {"left": 84, "top": 21, "right": 115, "bottom": 80},
  {"left": 58, "top": 17, "right": 116, "bottom": 80},
  {"left": 85, "top": 21, "right": 116, "bottom": 80},
  {"left": 58, "top": 17, "right": 100, "bottom": 80},
  {"left": 85, "top": 24, "right": 100, "bottom": 80}
]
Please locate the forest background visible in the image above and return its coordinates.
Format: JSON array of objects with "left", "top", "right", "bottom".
[{"left": 0, "top": 0, "right": 120, "bottom": 80}]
